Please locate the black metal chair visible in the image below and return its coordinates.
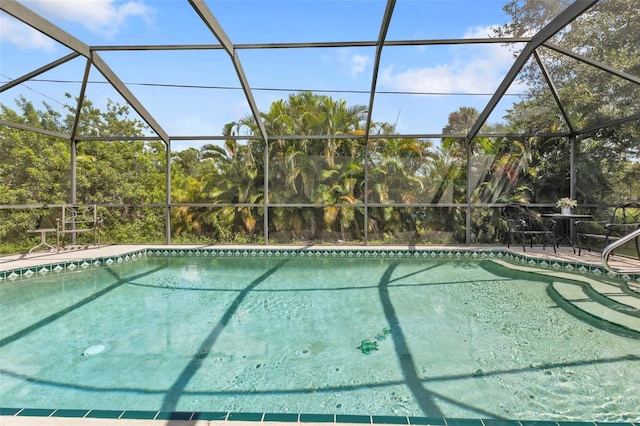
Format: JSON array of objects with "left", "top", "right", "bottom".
[
  {"left": 575, "top": 203, "right": 640, "bottom": 256},
  {"left": 502, "top": 203, "right": 556, "bottom": 253}
]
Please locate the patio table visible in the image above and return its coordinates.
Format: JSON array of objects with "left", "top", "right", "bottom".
[
  {"left": 541, "top": 213, "right": 593, "bottom": 252},
  {"left": 26, "top": 228, "right": 57, "bottom": 253}
]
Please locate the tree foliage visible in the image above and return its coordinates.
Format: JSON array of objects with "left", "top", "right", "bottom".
[
  {"left": 0, "top": 96, "right": 166, "bottom": 251},
  {"left": 498, "top": 0, "right": 639, "bottom": 204},
  {"left": 2, "top": 0, "right": 639, "bottom": 252}
]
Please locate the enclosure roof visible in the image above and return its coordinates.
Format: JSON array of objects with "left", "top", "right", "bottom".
[{"left": 1, "top": 0, "right": 639, "bottom": 148}]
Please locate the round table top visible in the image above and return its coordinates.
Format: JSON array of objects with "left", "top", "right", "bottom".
[{"left": 540, "top": 213, "right": 594, "bottom": 219}]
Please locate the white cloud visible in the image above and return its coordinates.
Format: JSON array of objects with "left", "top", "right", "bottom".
[
  {"left": 18, "top": 0, "right": 153, "bottom": 39},
  {"left": 332, "top": 48, "right": 371, "bottom": 79},
  {"left": 380, "top": 25, "right": 527, "bottom": 95},
  {"left": 350, "top": 54, "right": 370, "bottom": 78},
  {"left": 463, "top": 25, "right": 498, "bottom": 39},
  {"left": 0, "top": 14, "right": 56, "bottom": 51}
]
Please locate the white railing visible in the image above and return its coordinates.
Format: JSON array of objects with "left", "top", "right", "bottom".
[{"left": 601, "top": 228, "right": 640, "bottom": 274}]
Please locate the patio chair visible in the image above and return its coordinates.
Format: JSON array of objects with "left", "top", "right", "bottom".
[
  {"left": 56, "top": 204, "right": 103, "bottom": 251},
  {"left": 502, "top": 203, "right": 556, "bottom": 253},
  {"left": 575, "top": 203, "right": 640, "bottom": 256}
]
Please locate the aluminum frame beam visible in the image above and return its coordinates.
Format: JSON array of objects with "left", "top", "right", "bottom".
[
  {"left": 0, "top": 0, "right": 90, "bottom": 56},
  {"left": 576, "top": 112, "right": 640, "bottom": 135},
  {"left": 71, "top": 131, "right": 573, "bottom": 142},
  {"left": 0, "top": 119, "right": 69, "bottom": 139},
  {"left": 0, "top": 52, "right": 80, "bottom": 93},
  {"left": 187, "top": 0, "right": 233, "bottom": 55},
  {"left": 187, "top": 0, "right": 270, "bottom": 243},
  {"left": 361, "top": 0, "right": 396, "bottom": 244},
  {"left": 0, "top": 0, "right": 169, "bottom": 144},
  {"left": 363, "top": 0, "right": 396, "bottom": 138},
  {"left": 543, "top": 43, "right": 640, "bottom": 86},
  {"left": 90, "top": 54, "right": 169, "bottom": 143},
  {"left": 89, "top": 37, "right": 532, "bottom": 52},
  {"left": 69, "top": 59, "right": 92, "bottom": 142},
  {"left": 533, "top": 51, "right": 575, "bottom": 133},
  {"left": 466, "top": 0, "right": 600, "bottom": 141},
  {"left": 188, "top": 0, "right": 269, "bottom": 144}
]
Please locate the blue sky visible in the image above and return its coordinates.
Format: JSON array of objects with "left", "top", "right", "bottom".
[{"left": 1, "top": 0, "right": 528, "bottom": 150}]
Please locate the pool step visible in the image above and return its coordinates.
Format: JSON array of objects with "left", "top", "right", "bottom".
[
  {"left": 550, "top": 281, "right": 640, "bottom": 339},
  {"left": 490, "top": 259, "right": 640, "bottom": 338}
]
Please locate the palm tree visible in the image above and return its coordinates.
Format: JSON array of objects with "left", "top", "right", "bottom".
[{"left": 255, "top": 92, "right": 368, "bottom": 240}]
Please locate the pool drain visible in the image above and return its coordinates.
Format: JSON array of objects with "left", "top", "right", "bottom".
[{"left": 83, "top": 344, "right": 107, "bottom": 357}]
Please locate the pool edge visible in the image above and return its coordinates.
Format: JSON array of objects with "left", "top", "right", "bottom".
[
  {"left": 1, "top": 410, "right": 638, "bottom": 426},
  {"left": 1, "top": 246, "right": 638, "bottom": 283}
]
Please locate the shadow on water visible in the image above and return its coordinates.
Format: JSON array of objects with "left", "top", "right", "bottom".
[
  {"left": 0, "top": 264, "right": 168, "bottom": 348},
  {"left": 377, "top": 261, "right": 444, "bottom": 417},
  {"left": 159, "top": 259, "right": 290, "bottom": 414},
  {"left": 1, "top": 354, "right": 636, "bottom": 398},
  {"left": 477, "top": 260, "right": 554, "bottom": 284},
  {"left": 126, "top": 275, "right": 504, "bottom": 293}
]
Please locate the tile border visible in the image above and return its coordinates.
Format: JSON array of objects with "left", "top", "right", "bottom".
[
  {"left": 0, "top": 408, "right": 638, "bottom": 425},
  {"left": 0, "top": 247, "right": 638, "bottom": 284}
]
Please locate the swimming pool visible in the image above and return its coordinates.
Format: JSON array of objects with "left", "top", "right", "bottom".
[{"left": 1, "top": 248, "right": 639, "bottom": 422}]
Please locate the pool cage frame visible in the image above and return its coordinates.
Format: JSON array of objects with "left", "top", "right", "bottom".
[{"left": 1, "top": 0, "right": 639, "bottom": 245}]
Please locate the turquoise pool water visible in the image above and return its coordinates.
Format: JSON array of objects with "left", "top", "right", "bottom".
[{"left": 1, "top": 255, "right": 639, "bottom": 421}]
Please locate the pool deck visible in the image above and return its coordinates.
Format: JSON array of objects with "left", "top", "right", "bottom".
[{"left": 1, "top": 244, "right": 639, "bottom": 426}]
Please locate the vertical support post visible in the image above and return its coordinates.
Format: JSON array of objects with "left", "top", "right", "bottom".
[
  {"left": 364, "top": 137, "right": 369, "bottom": 245},
  {"left": 465, "top": 138, "right": 472, "bottom": 244},
  {"left": 263, "top": 138, "right": 269, "bottom": 245},
  {"left": 70, "top": 139, "right": 77, "bottom": 245},
  {"left": 569, "top": 135, "right": 577, "bottom": 201},
  {"left": 70, "top": 139, "right": 77, "bottom": 205},
  {"left": 69, "top": 58, "right": 89, "bottom": 208},
  {"left": 569, "top": 135, "right": 577, "bottom": 242},
  {"left": 165, "top": 139, "right": 172, "bottom": 244},
  {"left": 68, "top": 58, "right": 90, "bottom": 246}
]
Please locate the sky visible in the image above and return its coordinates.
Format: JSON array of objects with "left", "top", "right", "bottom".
[{"left": 0, "top": 0, "right": 533, "bottom": 150}]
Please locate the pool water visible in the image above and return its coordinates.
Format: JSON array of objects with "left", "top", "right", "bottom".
[{"left": 1, "top": 256, "right": 639, "bottom": 421}]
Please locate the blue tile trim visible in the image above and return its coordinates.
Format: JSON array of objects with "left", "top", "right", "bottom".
[
  {"left": 228, "top": 412, "right": 264, "bottom": 421},
  {"left": 192, "top": 411, "right": 228, "bottom": 420},
  {"left": 155, "top": 411, "right": 193, "bottom": 420},
  {"left": 483, "top": 420, "right": 521, "bottom": 426},
  {"left": 263, "top": 413, "right": 300, "bottom": 422},
  {"left": 373, "top": 415, "right": 410, "bottom": 424},
  {"left": 299, "top": 413, "right": 335, "bottom": 422},
  {"left": 408, "top": 417, "right": 447, "bottom": 425},
  {"left": 118, "top": 410, "right": 158, "bottom": 420},
  {"left": 1, "top": 408, "right": 637, "bottom": 425},
  {"left": 17, "top": 408, "right": 55, "bottom": 417},
  {"left": 336, "top": 414, "right": 372, "bottom": 423},
  {"left": 446, "top": 420, "right": 484, "bottom": 426},
  {"left": 3, "top": 247, "right": 638, "bottom": 283},
  {"left": 51, "top": 409, "right": 89, "bottom": 418},
  {"left": 520, "top": 422, "right": 559, "bottom": 426},
  {"left": 85, "top": 409, "right": 123, "bottom": 419}
]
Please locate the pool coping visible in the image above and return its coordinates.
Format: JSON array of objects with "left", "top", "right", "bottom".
[
  {"left": 1, "top": 245, "right": 639, "bottom": 283},
  {"left": 0, "top": 408, "right": 638, "bottom": 426},
  {"left": 1, "top": 245, "right": 639, "bottom": 425}
]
